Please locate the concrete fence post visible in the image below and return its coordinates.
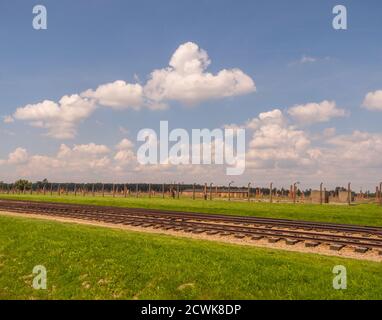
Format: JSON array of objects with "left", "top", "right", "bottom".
[
  {"left": 228, "top": 181, "right": 234, "bottom": 201},
  {"left": 270, "top": 182, "right": 273, "bottom": 204}
]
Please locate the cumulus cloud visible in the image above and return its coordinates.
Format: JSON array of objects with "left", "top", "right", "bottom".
[
  {"left": 325, "top": 131, "right": 382, "bottom": 168},
  {"left": 73, "top": 143, "right": 110, "bottom": 155},
  {"left": 0, "top": 141, "right": 139, "bottom": 181},
  {"left": 143, "top": 42, "right": 256, "bottom": 106},
  {"left": 362, "top": 90, "right": 382, "bottom": 111},
  {"left": 7, "top": 148, "right": 29, "bottom": 165},
  {"left": 288, "top": 100, "right": 346, "bottom": 125},
  {"left": 4, "top": 143, "right": 114, "bottom": 180},
  {"left": 3, "top": 115, "right": 14, "bottom": 123},
  {"left": 116, "top": 138, "right": 134, "bottom": 150},
  {"left": 114, "top": 138, "right": 136, "bottom": 164},
  {"left": 242, "top": 109, "right": 382, "bottom": 187},
  {"left": 11, "top": 42, "right": 255, "bottom": 139},
  {"left": 82, "top": 80, "right": 143, "bottom": 110},
  {"left": 0, "top": 147, "right": 29, "bottom": 167},
  {"left": 2, "top": 110, "right": 382, "bottom": 188},
  {"left": 13, "top": 95, "right": 96, "bottom": 139},
  {"left": 245, "top": 109, "right": 314, "bottom": 169}
]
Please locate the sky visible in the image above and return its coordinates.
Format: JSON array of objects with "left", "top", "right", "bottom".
[{"left": 1, "top": 0, "right": 382, "bottom": 190}]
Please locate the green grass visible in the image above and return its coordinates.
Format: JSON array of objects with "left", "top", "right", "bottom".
[
  {"left": 1, "top": 193, "right": 382, "bottom": 227},
  {"left": 0, "top": 214, "right": 381, "bottom": 300}
]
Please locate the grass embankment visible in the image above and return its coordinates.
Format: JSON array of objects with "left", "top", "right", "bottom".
[
  {"left": 0, "top": 215, "right": 381, "bottom": 300},
  {"left": 0, "top": 194, "right": 382, "bottom": 227}
]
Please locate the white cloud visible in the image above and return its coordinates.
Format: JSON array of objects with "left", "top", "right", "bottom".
[
  {"left": 325, "top": 131, "right": 382, "bottom": 167},
  {"left": 2, "top": 117, "right": 382, "bottom": 188},
  {"left": 116, "top": 138, "right": 134, "bottom": 150},
  {"left": 57, "top": 143, "right": 110, "bottom": 158},
  {"left": 11, "top": 42, "right": 255, "bottom": 139},
  {"left": 82, "top": 80, "right": 143, "bottom": 110},
  {"left": 7, "top": 148, "right": 29, "bottom": 165},
  {"left": 288, "top": 100, "right": 346, "bottom": 125},
  {"left": 289, "top": 55, "right": 331, "bottom": 67},
  {"left": 246, "top": 109, "right": 314, "bottom": 169},
  {"left": 362, "top": 90, "right": 382, "bottom": 111},
  {"left": 73, "top": 143, "right": 110, "bottom": 155},
  {"left": 13, "top": 95, "right": 96, "bottom": 139},
  {"left": 0, "top": 147, "right": 29, "bottom": 167},
  {"left": 3, "top": 115, "right": 14, "bottom": 123},
  {"left": 11, "top": 144, "right": 113, "bottom": 180},
  {"left": 144, "top": 42, "right": 256, "bottom": 105},
  {"left": 300, "top": 55, "right": 317, "bottom": 64}
]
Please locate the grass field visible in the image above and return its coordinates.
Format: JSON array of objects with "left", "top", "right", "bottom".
[
  {"left": 0, "top": 214, "right": 381, "bottom": 300},
  {"left": 1, "top": 193, "right": 382, "bottom": 227}
]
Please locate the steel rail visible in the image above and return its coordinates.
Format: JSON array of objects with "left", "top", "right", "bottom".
[
  {"left": 1, "top": 199, "right": 381, "bottom": 236},
  {"left": 1, "top": 200, "right": 382, "bottom": 251}
]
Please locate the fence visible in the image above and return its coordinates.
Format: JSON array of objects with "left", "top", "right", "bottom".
[{"left": 1, "top": 181, "right": 381, "bottom": 205}]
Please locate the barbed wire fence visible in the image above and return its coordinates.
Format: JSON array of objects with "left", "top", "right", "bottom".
[{"left": 0, "top": 180, "right": 381, "bottom": 205}]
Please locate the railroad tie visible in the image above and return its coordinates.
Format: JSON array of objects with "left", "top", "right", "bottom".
[
  {"left": 305, "top": 241, "right": 320, "bottom": 248},
  {"left": 191, "top": 229, "right": 205, "bottom": 234},
  {"left": 268, "top": 237, "right": 281, "bottom": 243},
  {"left": 251, "top": 235, "right": 264, "bottom": 241},
  {"left": 131, "top": 222, "right": 143, "bottom": 227},
  {"left": 219, "top": 232, "right": 232, "bottom": 236},
  {"left": 141, "top": 223, "right": 153, "bottom": 228},
  {"left": 285, "top": 239, "right": 300, "bottom": 246},
  {"left": 234, "top": 234, "right": 246, "bottom": 239},
  {"left": 354, "top": 247, "right": 369, "bottom": 254},
  {"left": 330, "top": 244, "right": 345, "bottom": 251}
]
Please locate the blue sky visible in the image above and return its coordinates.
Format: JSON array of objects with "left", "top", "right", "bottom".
[{"left": 1, "top": 0, "right": 382, "bottom": 189}]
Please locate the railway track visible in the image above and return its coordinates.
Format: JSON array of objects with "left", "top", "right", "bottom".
[{"left": 1, "top": 199, "right": 382, "bottom": 255}]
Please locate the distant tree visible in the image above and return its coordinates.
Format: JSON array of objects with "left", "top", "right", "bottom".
[
  {"left": 14, "top": 179, "right": 32, "bottom": 191},
  {"left": 36, "top": 178, "right": 49, "bottom": 189}
]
